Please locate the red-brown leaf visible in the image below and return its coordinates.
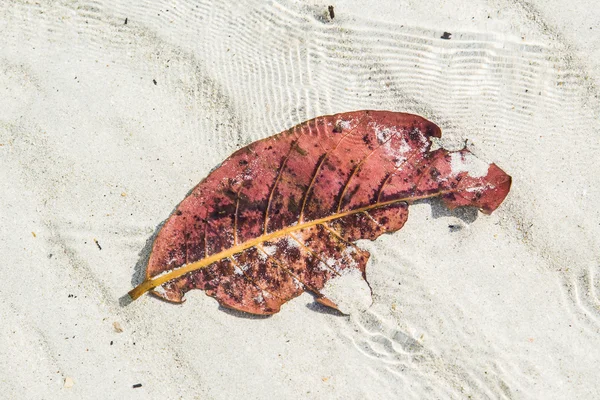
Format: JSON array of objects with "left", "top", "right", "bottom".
[{"left": 128, "top": 111, "right": 511, "bottom": 315}]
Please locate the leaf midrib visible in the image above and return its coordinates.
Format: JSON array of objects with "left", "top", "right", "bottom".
[{"left": 128, "top": 191, "right": 448, "bottom": 300}]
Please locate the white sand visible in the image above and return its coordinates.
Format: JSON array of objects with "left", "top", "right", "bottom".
[{"left": 1, "top": 0, "right": 600, "bottom": 398}]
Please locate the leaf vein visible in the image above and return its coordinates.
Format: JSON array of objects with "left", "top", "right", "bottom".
[
  {"left": 229, "top": 256, "right": 279, "bottom": 300},
  {"left": 298, "top": 115, "right": 368, "bottom": 223},
  {"left": 264, "top": 139, "right": 298, "bottom": 234},
  {"left": 287, "top": 233, "right": 341, "bottom": 277},
  {"left": 336, "top": 130, "right": 397, "bottom": 213}
]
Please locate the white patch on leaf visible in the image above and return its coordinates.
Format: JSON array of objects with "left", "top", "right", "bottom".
[
  {"left": 284, "top": 236, "right": 300, "bottom": 249},
  {"left": 371, "top": 123, "right": 398, "bottom": 143},
  {"left": 256, "top": 249, "right": 267, "bottom": 261},
  {"left": 465, "top": 184, "right": 493, "bottom": 192},
  {"left": 293, "top": 278, "right": 304, "bottom": 289},
  {"left": 263, "top": 245, "right": 277, "bottom": 256},
  {"left": 338, "top": 119, "right": 352, "bottom": 130},
  {"left": 370, "top": 122, "right": 415, "bottom": 167}
]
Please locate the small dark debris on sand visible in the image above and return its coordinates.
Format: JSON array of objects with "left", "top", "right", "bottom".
[{"left": 441, "top": 32, "right": 452, "bottom": 39}]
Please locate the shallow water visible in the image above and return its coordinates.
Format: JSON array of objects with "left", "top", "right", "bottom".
[{"left": 1, "top": 0, "right": 599, "bottom": 398}]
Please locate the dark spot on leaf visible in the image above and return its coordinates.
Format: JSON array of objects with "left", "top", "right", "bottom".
[{"left": 409, "top": 129, "right": 420, "bottom": 141}]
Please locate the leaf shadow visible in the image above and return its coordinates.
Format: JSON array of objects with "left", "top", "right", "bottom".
[
  {"left": 415, "top": 197, "right": 479, "bottom": 225},
  {"left": 118, "top": 218, "right": 167, "bottom": 307},
  {"left": 217, "top": 306, "right": 273, "bottom": 319}
]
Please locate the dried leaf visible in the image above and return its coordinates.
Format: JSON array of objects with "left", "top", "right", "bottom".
[{"left": 129, "top": 111, "right": 511, "bottom": 315}]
